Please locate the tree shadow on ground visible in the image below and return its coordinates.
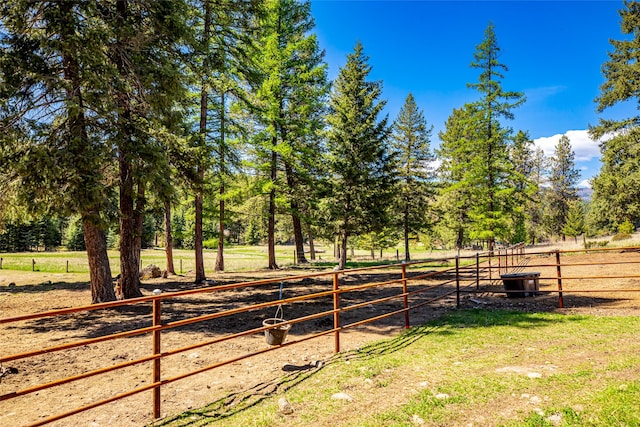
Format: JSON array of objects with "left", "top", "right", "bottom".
[
  {"left": 0, "top": 280, "right": 90, "bottom": 294},
  {"left": 149, "top": 321, "right": 438, "bottom": 427},
  {"left": 148, "top": 308, "right": 593, "bottom": 426}
]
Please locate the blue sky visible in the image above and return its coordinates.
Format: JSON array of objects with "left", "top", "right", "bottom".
[{"left": 310, "top": 0, "right": 631, "bottom": 187}]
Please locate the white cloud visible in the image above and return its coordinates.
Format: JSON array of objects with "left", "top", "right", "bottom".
[
  {"left": 578, "top": 179, "right": 592, "bottom": 189},
  {"left": 532, "top": 130, "right": 600, "bottom": 162}
]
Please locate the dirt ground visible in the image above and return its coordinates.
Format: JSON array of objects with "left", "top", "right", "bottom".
[{"left": 1, "top": 251, "right": 639, "bottom": 427}]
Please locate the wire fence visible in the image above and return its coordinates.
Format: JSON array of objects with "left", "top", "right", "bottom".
[{"left": 1, "top": 245, "right": 639, "bottom": 426}]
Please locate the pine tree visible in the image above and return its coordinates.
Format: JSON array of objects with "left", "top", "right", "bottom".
[
  {"left": 254, "top": 0, "right": 328, "bottom": 269},
  {"left": 545, "top": 135, "right": 580, "bottom": 239},
  {"left": 509, "top": 130, "right": 538, "bottom": 243},
  {"left": 391, "top": 93, "right": 434, "bottom": 261},
  {"left": 466, "top": 22, "right": 525, "bottom": 249},
  {"left": 0, "top": 1, "right": 116, "bottom": 302},
  {"left": 589, "top": 0, "right": 640, "bottom": 232},
  {"left": 563, "top": 200, "right": 585, "bottom": 243},
  {"left": 325, "top": 42, "right": 394, "bottom": 270},
  {"left": 106, "top": 0, "right": 189, "bottom": 297},
  {"left": 436, "top": 104, "right": 481, "bottom": 248}
]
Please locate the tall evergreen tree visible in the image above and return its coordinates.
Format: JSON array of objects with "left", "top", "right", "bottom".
[
  {"left": 466, "top": 22, "right": 525, "bottom": 249},
  {"left": 254, "top": 0, "right": 328, "bottom": 268},
  {"left": 436, "top": 105, "right": 480, "bottom": 249},
  {"left": 325, "top": 42, "right": 393, "bottom": 270},
  {"left": 589, "top": 0, "right": 640, "bottom": 231},
  {"left": 106, "top": 0, "right": 189, "bottom": 297},
  {"left": 545, "top": 135, "right": 579, "bottom": 239},
  {"left": 0, "top": 1, "right": 116, "bottom": 302},
  {"left": 509, "top": 130, "right": 537, "bottom": 243},
  {"left": 391, "top": 93, "right": 434, "bottom": 261}
]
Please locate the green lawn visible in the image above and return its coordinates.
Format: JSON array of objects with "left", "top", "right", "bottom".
[
  {"left": 0, "top": 244, "right": 461, "bottom": 275},
  {"left": 154, "top": 309, "right": 640, "bottom": 427}
]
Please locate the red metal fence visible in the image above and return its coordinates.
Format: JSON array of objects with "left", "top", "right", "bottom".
[{"left": 1, "top": 245, "right": 639, "bottom": 426}]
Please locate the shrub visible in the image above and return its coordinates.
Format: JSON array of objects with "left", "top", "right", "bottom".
[
  {"left": 618, "top": 220, "right": 635, "bottom": 235},
  {"left": 203, "top": 238, "right": 219, "bottom": 249},
  {"left": 611, "top": 233, "right": 631, "bottom": 242}
]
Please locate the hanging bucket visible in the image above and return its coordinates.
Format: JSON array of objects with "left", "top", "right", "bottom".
[{"left": 263, "top": 305, "right": 291, "bottom": 345}]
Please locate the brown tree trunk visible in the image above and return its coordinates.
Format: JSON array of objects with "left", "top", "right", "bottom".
[
  {"left": 119, "top": 147, "right": 143, "bottom": 299},
  {"left": 82, "top": 214, "right": 116, "bottom": 303},
  {"left": 307, "top": 225, "right": 316, "bottom": 261},
  {"left": 339, "top": 230, "right": 348, "bottom": 270},
  {"left": 164, "top": 200, "right": 175, "bottom": 275},
  {"left": 134, "top": 181, "right": 145, "bottom": 270},
  {"left": 59, "top": 1, "right": 115, "bottom": 303},
  {"left": 284, "top": 163, "right": 307, "bottom": 264},
  {"left": 215, "top": 91, "right": 226, "bottom": 272},
  {"left": 115, "top": 0, "right": 141, "bottom": 299},
  {"left": 268, "top": 148, "right": 278, "bottom": 270},
  {"left": 404, "top": 204, "right": 410, "bottom": 261},
  {"left": 194, "top": 0, "right": 210, "bottom": 284}
]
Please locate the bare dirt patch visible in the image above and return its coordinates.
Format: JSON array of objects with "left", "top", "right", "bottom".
[{"left": 1, "top": 251, "right": 639, "bottom": 426}]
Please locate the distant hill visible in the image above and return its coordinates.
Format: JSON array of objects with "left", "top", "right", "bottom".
[{"left": 578, "top": 187, "right": 593, "bottom": 201}]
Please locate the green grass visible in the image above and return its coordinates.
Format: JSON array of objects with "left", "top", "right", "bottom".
[
  {"left": 0, "top": 244, "right": 465, "bottom": 276},
  {"left": 153, "top": 309, "right": 640, "bottom": 427}
]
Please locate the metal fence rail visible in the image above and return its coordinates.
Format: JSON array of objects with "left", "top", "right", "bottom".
[{"left": 1, "top": 244, "right": 639, "bottom": 426}]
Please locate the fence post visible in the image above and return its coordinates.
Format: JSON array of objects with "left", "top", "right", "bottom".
[
  {"left": 555, "top": 250, "right": 564, "bottom": 308},
  {"left": 333, "top": 271, "right": 340, "bottom": 353},
  {"left": 180, "top": 259, "right": 182, "bottom": 274},
  {"left": 511, "top": 247, "right": 514, "bottom": 266},
  {"left": 66, "top": 260, "right": 69, "bottom": 273},
  {"left": 0, "top": 257, "right": 2, "bottom": 269},
  {"left": 152, "top": 298, "right": 162, "bottom": 419},
  {"left": 402, "top": 262, "right": 409, "bottom": 329},
  {"left": 32, "top": 259, "right": 35, "bottom": 272},
  {"left": 475, "top": 253, "right": 480, "bottom": 290},
  {"left": 455, "top": 256, "right": 460, "bottom": 308},
  {"left": 488, "top": 251, "right": 492, "bottom": 281},
  {"left": 497, "top": 250, "right": 501, "bottom": 275}
]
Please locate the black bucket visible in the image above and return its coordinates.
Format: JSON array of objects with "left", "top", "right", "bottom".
[{"left": 263, "top": 318, "right": 291, "bottom": 345}]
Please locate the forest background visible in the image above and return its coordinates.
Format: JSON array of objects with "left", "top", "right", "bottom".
[{"left": 1, "top": 0, "right": 639, "bottom": 303}]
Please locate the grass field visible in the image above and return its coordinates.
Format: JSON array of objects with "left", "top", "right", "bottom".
[
  {"left": 0, "top": 244, "right": 464, "bottom": 277},
  {"left": 156, "top": 309, "right": 640, "bottom": 427}
]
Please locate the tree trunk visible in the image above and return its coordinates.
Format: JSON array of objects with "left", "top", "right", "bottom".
[
  {"left": 307, "top": 225, "right": 316, "bottom": 261},
  {"left": 134, "top": 181, "right": 145, "bottom": 270},
  {"left": 215, "top": 91, "right": 226, "bottom": 272},
  {"left": 164, "top": 200, "right": 175, "bottom": 275},
  {"left": 194, "top": 190, "right": 206, "bottom": 283},
  {"left": 284, "top": 163, "right": 307, "bottom": 264},
  {"left": 59, "top": 1, "right": 115, "bottom": 303},
  {"left": 82, "top": 214, "right": 116, "bottom": 303},
  {"left": 339, "top": 230, "right": 348, "bottom": 270},
  {"left": 267, "top": 146, "right": 278, "bottom": 270},
  {"left": 193, "top": 0, "right": 211, "bottom": 284},
  {"left": 114, "top": 0, "right": 141, "bottom": 299},
  {"left": 404, "top": 204, "right": 410, "bottom": 261},
  {"left": 119, "top": 147, "right": 143, "bottom": 299},
  {"left": 215, "top": 188, "right": 225, "bottom": 272}
]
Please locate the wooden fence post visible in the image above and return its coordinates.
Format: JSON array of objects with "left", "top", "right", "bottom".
[
  {"left": 402, "top": 262, "right": 409, "bottom": 329},
  {"left": 488, "top": 252, "right": 492, "bottom": 281},
  {"left": 455, "top": 256, "right": 460, "bottom": 308},
  {"left": 555, "top": 250, "right": 564, "bottom": 308},
  {"left": 66, "top": 260, "right": 69, "bottom": 273},
  {"left": 476, "top": 253, "right": 480, "bottom": 290},
  {"left": 32, "top": 259, "right": 35, "bottom": 271},
  {"left": 0, "top": 257, "right": 3, "bottom": 269},
  {"left": 333, "top": 271, "right": 341, "bottom": 353},
  {"left": 152, "top": 299, "right": 162, "bottom": 419}
]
